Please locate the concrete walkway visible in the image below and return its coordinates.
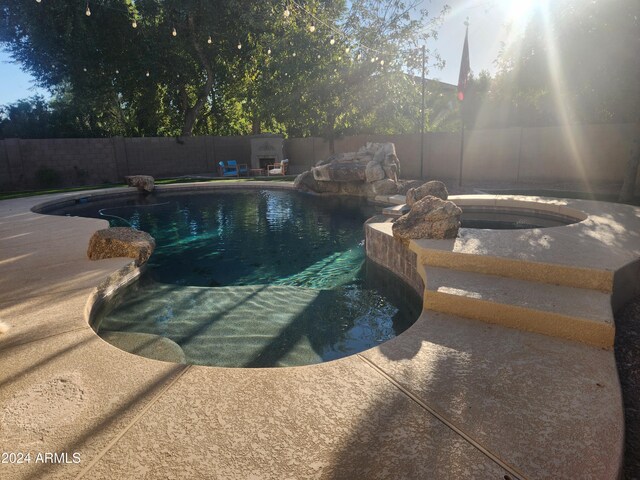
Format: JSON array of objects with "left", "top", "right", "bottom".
[{"left": 0, "top": 185, "right": 626, "bottom": 479}]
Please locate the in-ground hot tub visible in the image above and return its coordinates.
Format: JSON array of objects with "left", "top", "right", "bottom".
[{"left": 455, "top": 197, "right": 588, "bottom": 230}]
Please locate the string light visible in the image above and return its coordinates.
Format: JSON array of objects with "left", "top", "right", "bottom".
[
  {"left": 145, "top": 71, "right": 150, "bottom": 77},
  {"left": 36, "top": 0, "right": 41, "bottom": 3},
  {"left": 308, "top": 23, "right": 315, "bottom": 33},
  {"left": 207, "top": 36, "right": 212, "bottom": 44},
  {"left": 292, "top": 52, "right": 296, "bottom": 57},
  {"left": 85, "top": 2, "right": 91, "bottom": 16},
  {"left": 172, "top": 27, "right": 177, "bottom": 37},
  {"left": 345, "top": 47, "right": 350, "bottom": 54},
  {"left": 83, "top": 67, "right": 87, "bottom": 72},
  {"left": 237, "top": 42, "right": 242, "bottom": 49},
  {"left": 380, "top": 59, "right": 384, "bottom": 66},
  {"left": 115, "top": 69, "right": 119, "bottom": 74},
  {"left": 283, "top": 7, "right": 290, "bottom": 18},
  {"left": 267, "top": 48, "right": 271, "bottom": 55},
  {"left": 357, "top": 53, "right": 362, "bottom": 60},
  {"left": 132, "top": 19, "right": 137, "bottom": 28},
  {"left": 329, "top": 35, "right": 335, "bottom": 45}
]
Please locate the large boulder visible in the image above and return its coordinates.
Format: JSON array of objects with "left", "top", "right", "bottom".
[
  {"left": 313, "top": 160, "right": 367, "bottom": 182},
  {"left": 87, "top": 227, "right": 156, "bottom": 265},
  {"left": 406, "top": 180, "right": 449, "bottom": 206},
  {"left": 125, "top": 175, "right": 155, "bottom": 193},
  {"left": 365, "top": 161, "right": 386, "bottom": 183},
  {"left": 392, "top": 196, "right": 461, "bottom": 244},
  {"left": 396, "top": 180, "right": 424, "bottom": 195}
]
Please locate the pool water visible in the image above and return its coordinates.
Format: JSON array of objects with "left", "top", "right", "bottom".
[{"left": 50, "top": 189, "right": 421, "bottom": 367}]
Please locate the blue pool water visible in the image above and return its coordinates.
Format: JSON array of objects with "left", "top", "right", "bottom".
[{"left": 48, "top": 189, "right": 421, "bottom": 367}]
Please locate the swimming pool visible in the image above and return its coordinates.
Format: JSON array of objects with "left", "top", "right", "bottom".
[{"left": 46, "top": 189, "right": 421, "bottom": 367}]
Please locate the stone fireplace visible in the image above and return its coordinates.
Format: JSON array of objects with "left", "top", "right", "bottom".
[{"left": 250, "top": 134, "right": 285, "bottom": 170}]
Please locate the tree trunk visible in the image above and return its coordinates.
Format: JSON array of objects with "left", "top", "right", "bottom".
[
  {"left": 619, "top": 140, "right": 639, "bottom": 203},
  {"left": 182, "top": 14, "right": 214, "bottom": 137}
]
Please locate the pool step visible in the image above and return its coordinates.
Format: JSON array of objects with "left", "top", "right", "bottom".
[
  {"left": 422, "top": 266, "right": 614, "bottom": 348},
  {"left": 411, "top": 244, "right": 614, "bottom": 293}
]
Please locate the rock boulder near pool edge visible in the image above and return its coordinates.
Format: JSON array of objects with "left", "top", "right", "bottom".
[
  {"left": 406, "top": 180, "right": 449, "bottom": 206},
  {"left": 392, "top": 195, "right": 462, "bottom": 244},
  {"left": 87, "top": 227, "right": 156, "bottom": 266},
  {"left": 124, "top": 175, "right": 155, "bottom": 193}
]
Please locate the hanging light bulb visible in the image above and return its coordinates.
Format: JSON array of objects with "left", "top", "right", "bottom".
[
  {"left": 115, "top": 69, "right": 119, "bottom": 74},
  {"left": 370, "top": 57, "right": 375, "bottom": 63},
  {"left": 292, "top": 52, "right": 296, "bottom": 57},
  {"left": 380, "top": 59, "right": 385, "bottom": 66},
  {"left": 132, "top": 19, "right": 137, "bottom": 28},
  {"left": 83, "top": 67, "right": 87, "bottom": 72},
  {"left": 85, "top": 3, "right": 91, "bottom": 16},
  {"left": 317, "top": 54, "right": 321, "bottom": 59},
  {"left": 345, "top": 47, "right": 350, "bottom": 54},
  {"left": 237, "top": 42, "right": 242, "bottom": 49},
  {"left": 283, "top": 7, "right": 290, "bottom": 18},
  {"left": 357, "top": 53, "right": 362, "bottom": 60},
  {"left": 309, "top": 23, "right": 316, "bottom": 33},
  {"left": 36, "top": 0, "right": 41, "bottom": 3},
  {"left": 172, "top": 27, "right": 177, "bottom": 37},
  {"left": 145, "top": 71, "right": 150, "bottom": 77},
  {"left": 207, "top": 36, "right": 212, "bottom": 44},
  {"left": 329, "top": 35, "right": 335, "bottom": 45},
  {"left": 267, "top": 48, "right": 271, "bottom": 55}
]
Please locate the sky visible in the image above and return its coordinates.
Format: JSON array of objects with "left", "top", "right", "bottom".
[{"left": 0, "top": 0, "right": 521, "bottom": 105}]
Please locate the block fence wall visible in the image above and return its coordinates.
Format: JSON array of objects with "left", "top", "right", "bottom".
[{"left": 1, "top": 123, "right": 638, "bottom": 190}]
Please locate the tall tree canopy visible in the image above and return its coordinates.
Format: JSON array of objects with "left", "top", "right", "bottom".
[
  {"left": 465, "top": 0, "right": 640, "bottom": 128},
  {"left": 0, "top": 0, "right": 450, "bottom": 138}
]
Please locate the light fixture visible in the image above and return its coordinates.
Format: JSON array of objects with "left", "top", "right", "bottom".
[
  {"left": 132, "top": 19, "right": 137, "bottom": 28},
  {"left": 370, "top": 57, "right": 375, "bottom": 63},
  {"left": 267, "top": 48, "right": 271, "bottom": 55},
  {"left": 292, "top": 52, "right": 296, "bottom": 57},
  {"left": 36, "top": 0, "right": 41, "bottom": 3},
  {"left": 237, "top": 42, "right": 242, "bottom": 49},
  {"left": 172, "top": 27, "right": 177, "bottom": 37},
  {"left": 207, "top": 36, "right": 212, "bottom": 44},
  {"left": 345, "top": 47, "right": 350, "bottom": 54},
  {"left": 329, "top": 35, "right": 335, "bottom": 45},
  {"left": 284, "top": 7, "right": 290, "bottom": 17},
  {"left": 146, "top": 71, "right": 150, "bottom": 77},
  {"left": 380, "top": 59, "right": 385, "bottom": 66},
  {"left": 356, "top": 53, "right": 362, "bottom": 60},
  {"left": 85, "top": 3, "right": 91, "bottom": 16},
  {"left": 83, "top": 67, "right": 87, "bottom": 72},
  {"left": 115, "top": 69, "right": 119, "bottom": 74},
  {"left": 309, "top": 23, "right": 315, "bottom": 33},
  {"left": 317, "top": 54, "right": 321, "bottom": 59}
]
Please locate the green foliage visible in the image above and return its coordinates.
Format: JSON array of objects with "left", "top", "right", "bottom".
[
  {"left": 470, "top": 0, "right": 640, "bottom": 127},
  {"left": 0, "top": 0, "right": 449, "bottom": 138}
]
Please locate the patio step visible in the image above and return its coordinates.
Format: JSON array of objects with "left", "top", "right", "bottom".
[
  {"left": 411, "top": 244, "right": 615, "bottom": 293},
  {"left": 422, "top": 266, "right": 614, "bottom": 348}
]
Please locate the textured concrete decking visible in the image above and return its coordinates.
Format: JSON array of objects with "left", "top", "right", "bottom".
[{"left": 0, "top": 184, "right": 627, "bottom": 479}]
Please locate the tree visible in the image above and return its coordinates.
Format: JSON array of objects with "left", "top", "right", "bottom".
[{"left": 0, "top": 0, "right": 448, "bottom": 139}]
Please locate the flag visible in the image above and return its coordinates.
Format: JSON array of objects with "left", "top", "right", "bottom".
[{"left": 457, "top": 26, "right": 470, "bottom": 101}]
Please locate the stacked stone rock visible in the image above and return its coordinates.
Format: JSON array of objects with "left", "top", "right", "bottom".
[
  {"left": 294, "top": 143, "right": 402, "bottom": 198},
  {"left": 124, "top": 175, "right": 155, "bottom": 193},
  {"left": 87, "top": 227, "right": 156, "bottom": 266},
  {"left": 392, "top": 180, "right": 462, "bottom": 243}
]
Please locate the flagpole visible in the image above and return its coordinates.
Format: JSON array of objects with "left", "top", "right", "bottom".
[
  {"left": 420, "top": 45, "right": 426, "bottom": 180},
  {"left": 457, "top": 19, "right": 470, "bottom": 188}
]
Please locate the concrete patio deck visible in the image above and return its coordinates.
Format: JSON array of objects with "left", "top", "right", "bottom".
[{"left": 0, "top": 183, "right": 631, "bottom": 479}]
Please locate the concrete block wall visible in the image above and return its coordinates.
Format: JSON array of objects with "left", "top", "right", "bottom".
[{"left": 0, "top": 123, "right": 638, "bottom": 190}]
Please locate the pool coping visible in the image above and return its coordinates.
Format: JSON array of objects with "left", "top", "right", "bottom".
[{"left": 0, "top": 181, "right": 630, "bottom": 479}]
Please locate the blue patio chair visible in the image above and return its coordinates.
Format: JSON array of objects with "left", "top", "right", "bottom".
[
  {"left": 218, "top": 161, "right": 238, "bottom": 177},
  {"left": 229, "top": 160, "right": 248, "bottom": 176}
]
